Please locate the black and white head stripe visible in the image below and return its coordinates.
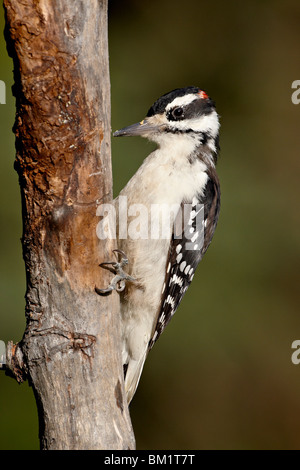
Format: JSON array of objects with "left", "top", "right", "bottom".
[
  {"left": 165, "top": 94, "right": 215, "bottom": 122},
  {"left": 146, "top": 86, "right": 219, "bottom": 142},
  {"left": 149, "top": 171, "right": 220, "bottom": 349},
  {"left": 146, "top": 86, "right": 201, "bottom": 117},
  {"left": 147, "top": 86, "right": 215, "bottom": 118}
]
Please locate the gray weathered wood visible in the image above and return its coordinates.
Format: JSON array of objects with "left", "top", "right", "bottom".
[{"left": 3, "top": 0, "right": 135, "bottom": 450}]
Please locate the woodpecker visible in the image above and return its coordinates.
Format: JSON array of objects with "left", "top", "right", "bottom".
[{"left": 96, "top": 86, "right": 221, "bottom": 404}]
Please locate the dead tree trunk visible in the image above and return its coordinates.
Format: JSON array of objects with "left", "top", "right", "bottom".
[{"left": 3, "top": 0, "right": 135, "bottom": 450}]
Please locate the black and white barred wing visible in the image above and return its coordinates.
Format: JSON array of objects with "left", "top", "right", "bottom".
[{"left": 149, "top": 176, "right": 220, "bottom": 349}]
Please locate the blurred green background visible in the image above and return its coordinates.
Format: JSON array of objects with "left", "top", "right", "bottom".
[{"left": 1, "top": 0, "right": 300, "bottom": 450}]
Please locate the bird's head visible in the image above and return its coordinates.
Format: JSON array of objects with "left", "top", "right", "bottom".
[{"left": 113, "top": 86, "right": 219, "bottom": 157}]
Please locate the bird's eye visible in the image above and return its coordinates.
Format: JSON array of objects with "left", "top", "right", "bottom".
[
  {"left": 167, "top": 107, "right": 184, "bottom": 121},
  {"left": 172, "top": 107, "right": 183, "bottom": 118}
]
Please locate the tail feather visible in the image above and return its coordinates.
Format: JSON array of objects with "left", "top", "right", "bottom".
[{"left": 124, "top": 351, "right": 148, "bottom": 404}]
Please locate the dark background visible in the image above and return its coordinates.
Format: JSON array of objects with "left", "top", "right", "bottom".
[{"left": 1, "top": 0, "right": 300, "bottom": 449}]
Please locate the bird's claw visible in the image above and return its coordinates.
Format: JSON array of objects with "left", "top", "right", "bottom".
[{"left": 95, "top": 249, "right": 136, "bottom": 296}]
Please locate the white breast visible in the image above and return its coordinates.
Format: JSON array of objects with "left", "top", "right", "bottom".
[{"left": 119, "top": 137, "right": 209, "bottom": 208}]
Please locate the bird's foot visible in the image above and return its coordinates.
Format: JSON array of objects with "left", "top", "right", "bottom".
[{"left": 95, "top": 249, "right": 136, "bottom": 296}]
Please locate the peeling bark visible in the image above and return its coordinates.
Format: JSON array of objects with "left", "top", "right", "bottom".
[{"left": 4, "top": 0, "right": 135, "bottom": 450}]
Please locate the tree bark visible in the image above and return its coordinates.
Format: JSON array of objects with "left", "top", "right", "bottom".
[{"left": 3, "top": 0, "right": 135, "bottom": 450}]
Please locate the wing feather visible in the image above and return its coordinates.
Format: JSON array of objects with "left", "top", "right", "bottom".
[{"left": 149, "top": 172, "right": 220, "bottom": 349}]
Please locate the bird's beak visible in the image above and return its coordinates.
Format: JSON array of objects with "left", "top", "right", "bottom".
[{"left": 113, "top": 118, "right": 161, "bottom": 137}]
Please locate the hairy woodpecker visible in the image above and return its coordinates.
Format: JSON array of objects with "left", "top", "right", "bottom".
[{"left": 96, "top": 86, "right": 221, "bottom": 404}]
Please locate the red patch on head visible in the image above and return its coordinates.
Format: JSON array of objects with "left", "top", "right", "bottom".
[{"left": 198, "top": 90, "right": 209, "bottom": 99}]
